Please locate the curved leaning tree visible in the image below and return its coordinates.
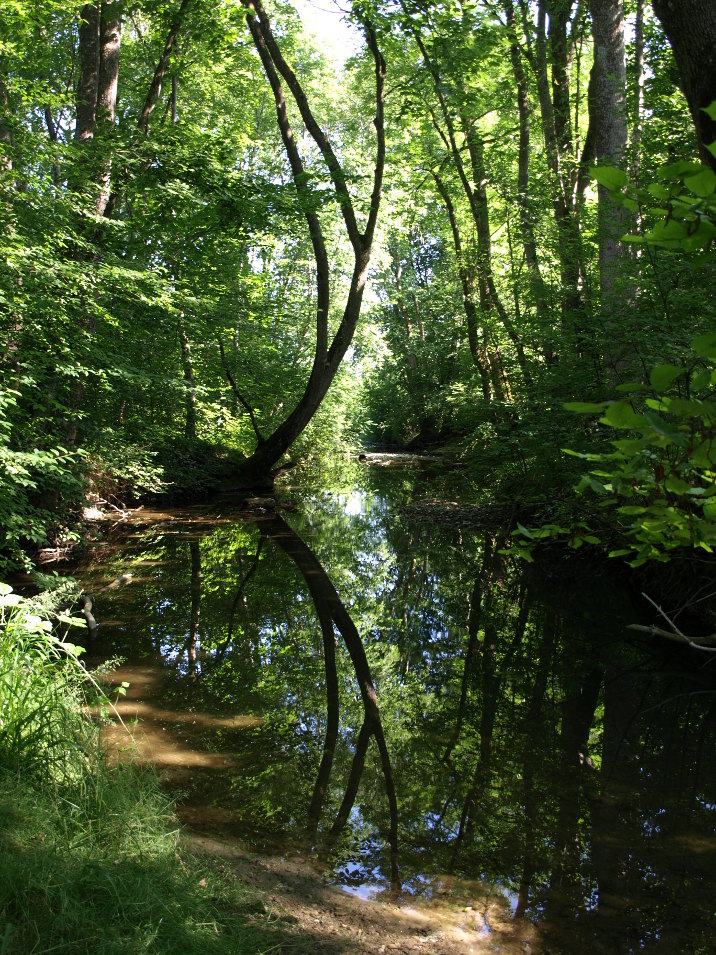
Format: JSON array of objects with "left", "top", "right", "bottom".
[{"left": 235, "top": 0, "right": 386, "bottom": 488}]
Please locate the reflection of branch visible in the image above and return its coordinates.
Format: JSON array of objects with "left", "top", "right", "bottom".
[
  {"left": 214, "top": 538, "right": 263, "bottom": 665},
  {"left": 443, "top": 576, "right": 481, "bottom": 764},
  {"left": 258, "top": 513, "right": 400, "bottom": 893},
  {"left": 628, "top": 593, "right": 716, "bottom": 653},
  {"left": 307, "top": 602, "right": 339, "bottom": 835}
]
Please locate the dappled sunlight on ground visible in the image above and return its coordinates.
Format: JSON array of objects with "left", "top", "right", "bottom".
[{"left": 186, "top": 834, "right": 541, "bottom": 955}]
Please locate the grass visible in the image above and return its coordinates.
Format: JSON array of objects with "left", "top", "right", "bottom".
[{"left": 0, "top": 584, "right": 305, "bottom": 954}]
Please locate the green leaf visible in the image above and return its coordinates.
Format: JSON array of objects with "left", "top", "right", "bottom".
[
  {"left": 691, "top": 440, "right": 716, "bottom": 469},
  {"left": 601, "top": 401, "right": 647, "bottom": 429},
  {"left": 690, "top": 370, "right": 712, "bottom": 393},
  {"left": 702, "top": 101, "right": 716, "bottom": 121},
  {"left": 664, "top": 476, "right": 692, "bottom": 494},
  {"left": 612, "top": 438, "right": 649, "bottom": 454},
  {"left": 659, "top": 160, "right": 703, "bottom": 180},
  {"left": 643, "top": 410, "right": 686, "bottom": 443},
  {"left": 645, "top": 219, "right": 688, "bottom": 245},
  {"left": 703, "top": 500, "right": 716, "bottom": 521},
  {"left": 691, "top": 332, "right": 716, "bottom": 360},
  {"left": 615, "top": 382, "right": 644, "bottom": 394},
  {"left": 576, "top": 475, "right": 607, "bottom": 494},
  {"left": 649, "top": 363, "right": 683, "bottom": 391},
  {"left": 591, "top": 165, "right": 627, "bottom": 190},
  {"left": 648, "top": 183, "right": 669, "bottom": 201},
  {"left": 684, "top": 168, "right": 716, "bottom": 197}
]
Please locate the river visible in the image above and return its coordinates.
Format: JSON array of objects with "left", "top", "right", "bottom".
[{"left": 75, "top": 458, "right": 716, "bottom": 954}]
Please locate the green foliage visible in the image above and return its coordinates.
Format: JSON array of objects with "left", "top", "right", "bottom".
[
  {"left": 513, "top": 151, "right": 716, "bottom": 565},
  {"left": 86, "top": 435, "right": 166, "bottom": 504},
  {"left": 563, "top": 337, "right": 716, "bottom": 565},
  {"left": 596, "top": 155, "right": 716, "bottom": 251},
  {"left": 0, "top": 390, "right": 84, "bottom": 571},
  {"left": 0, "top": 582, "right": 91, "bottom": 776}
]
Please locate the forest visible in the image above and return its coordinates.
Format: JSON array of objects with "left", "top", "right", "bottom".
[
  {"left": 1, "top": 1, "right": 716, "bottom": 953},
  {"left": 0, "top": 0, "right": 713, "bottom": 571}
]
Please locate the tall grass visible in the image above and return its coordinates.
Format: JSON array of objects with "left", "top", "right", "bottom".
[
  {"left": 0, "top": 582, "right": 93, "bottom": 779},
  {"left": 0, "top": 584, "right": 311, "bottom": 954}
]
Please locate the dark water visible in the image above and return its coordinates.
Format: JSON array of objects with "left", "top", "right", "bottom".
[{"left": 77, "top": 461, "right": 716, "bottom": 954}]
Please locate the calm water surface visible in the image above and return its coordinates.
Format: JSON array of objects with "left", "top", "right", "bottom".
[{"left": 76, "top": 461, "right": 716, "bottom": 955}]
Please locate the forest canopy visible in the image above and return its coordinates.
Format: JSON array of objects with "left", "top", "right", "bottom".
[{"left": 1, "top": 0, "right": 715, "bottom": 570}]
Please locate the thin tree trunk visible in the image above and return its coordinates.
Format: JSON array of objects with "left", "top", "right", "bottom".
[
  {"left": 433, "top": 171, "right": 493, "bottom": 403},
  {"left": 138, "top": 0, "right": 191, "bottom": 132},
  {"left": 504, "top": 0, "right": 550, "bottom": 350},
  {"left": 179, "top": 324, "right": 197, "bottom": 440},
  {"left": 0, "top": 63, "right": 13, "bottom": 173},
  {"left": 529, "top": 2, "right": 587, "bottom": 346},
  {"left": 591, "top": 0, "right": 630, "bottom": 382},
  {"left": 631, "top": 0, "right": 644, "bottom": 185}
]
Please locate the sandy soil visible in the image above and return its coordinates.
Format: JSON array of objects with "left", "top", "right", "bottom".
[{"left": 185, "top": 832, "right": 540, "bottom": 955}]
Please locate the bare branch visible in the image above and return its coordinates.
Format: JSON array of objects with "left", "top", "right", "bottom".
[{"left": 627, "top": 593, "right": 716, "bottom": 652}]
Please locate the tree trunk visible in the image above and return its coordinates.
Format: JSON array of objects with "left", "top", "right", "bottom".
[
  {"left": 95, "top": 1, "right": 121, "bottom": 215},
  {"left": 76, "top": 3, "right": 101, "bottom": 144},
  {"left": 504, "top": 0, "right": 550, "bottom": 346},
  {"left": 652, "top": 0, "right": 716, "bottom": 169},
  {"left": 590, "top": 0, "right": 630, "bottom": 381},
  {"left": 235, "top": 1, "right": 385, "bottom": 487},
  {"left": 532, "top": 2, "right": 585, "bottom": 343},
  {"left": 0, "top": 61, "right": 12, "bottom": 173},
  {"left": 138, "top": 0, "right": 191, "bottom": 132},
  {"left": 631, "top": 0, "right": 645, "bottom": 184},
  {"left": 180, "top": 324, "right": 197, "bottom": 441},
  {"left": 433, "top": 172, "right": 494, "bottom": 403},
  {"left": 258, "top": 512, "right": 400, "bottom": 892}
]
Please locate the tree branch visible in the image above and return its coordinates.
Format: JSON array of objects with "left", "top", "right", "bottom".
[
  {"left": 138, "top": 0, "right": 192, "bottom": 132},
  {"left": 217, "top": 336, "right": 265, "bottom": 444}
]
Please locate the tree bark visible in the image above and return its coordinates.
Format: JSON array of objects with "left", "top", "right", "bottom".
[
  {"left": 590, "top": 0, "right": 630, "bottom": 381},
  {"left": 76, "top": 3, "right": 101, "bottom": 144},
  {"left": 0, "top": 61, "right": 12, "bottom": 173},
  {"left": 95, "top": 1, "right": 121, "bottom": 215},
  {"left": 652, "top": 0, "right": 716, "bottom": 169}
]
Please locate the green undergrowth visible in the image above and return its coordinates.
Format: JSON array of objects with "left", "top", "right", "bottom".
[{"left": 0, "top": 585, "right": 308, "bottom": 955}]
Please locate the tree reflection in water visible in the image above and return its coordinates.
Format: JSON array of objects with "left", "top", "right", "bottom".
[
  {"left": 253, "top": 511, "right": 400, "bottom": 895},
  {"left": 81, "top": 470, "right": 716, "bottom": 953}
]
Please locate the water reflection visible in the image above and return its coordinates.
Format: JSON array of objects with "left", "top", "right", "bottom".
[{"left": 79, "top": 467, "right": 716, "bottom": 954}]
